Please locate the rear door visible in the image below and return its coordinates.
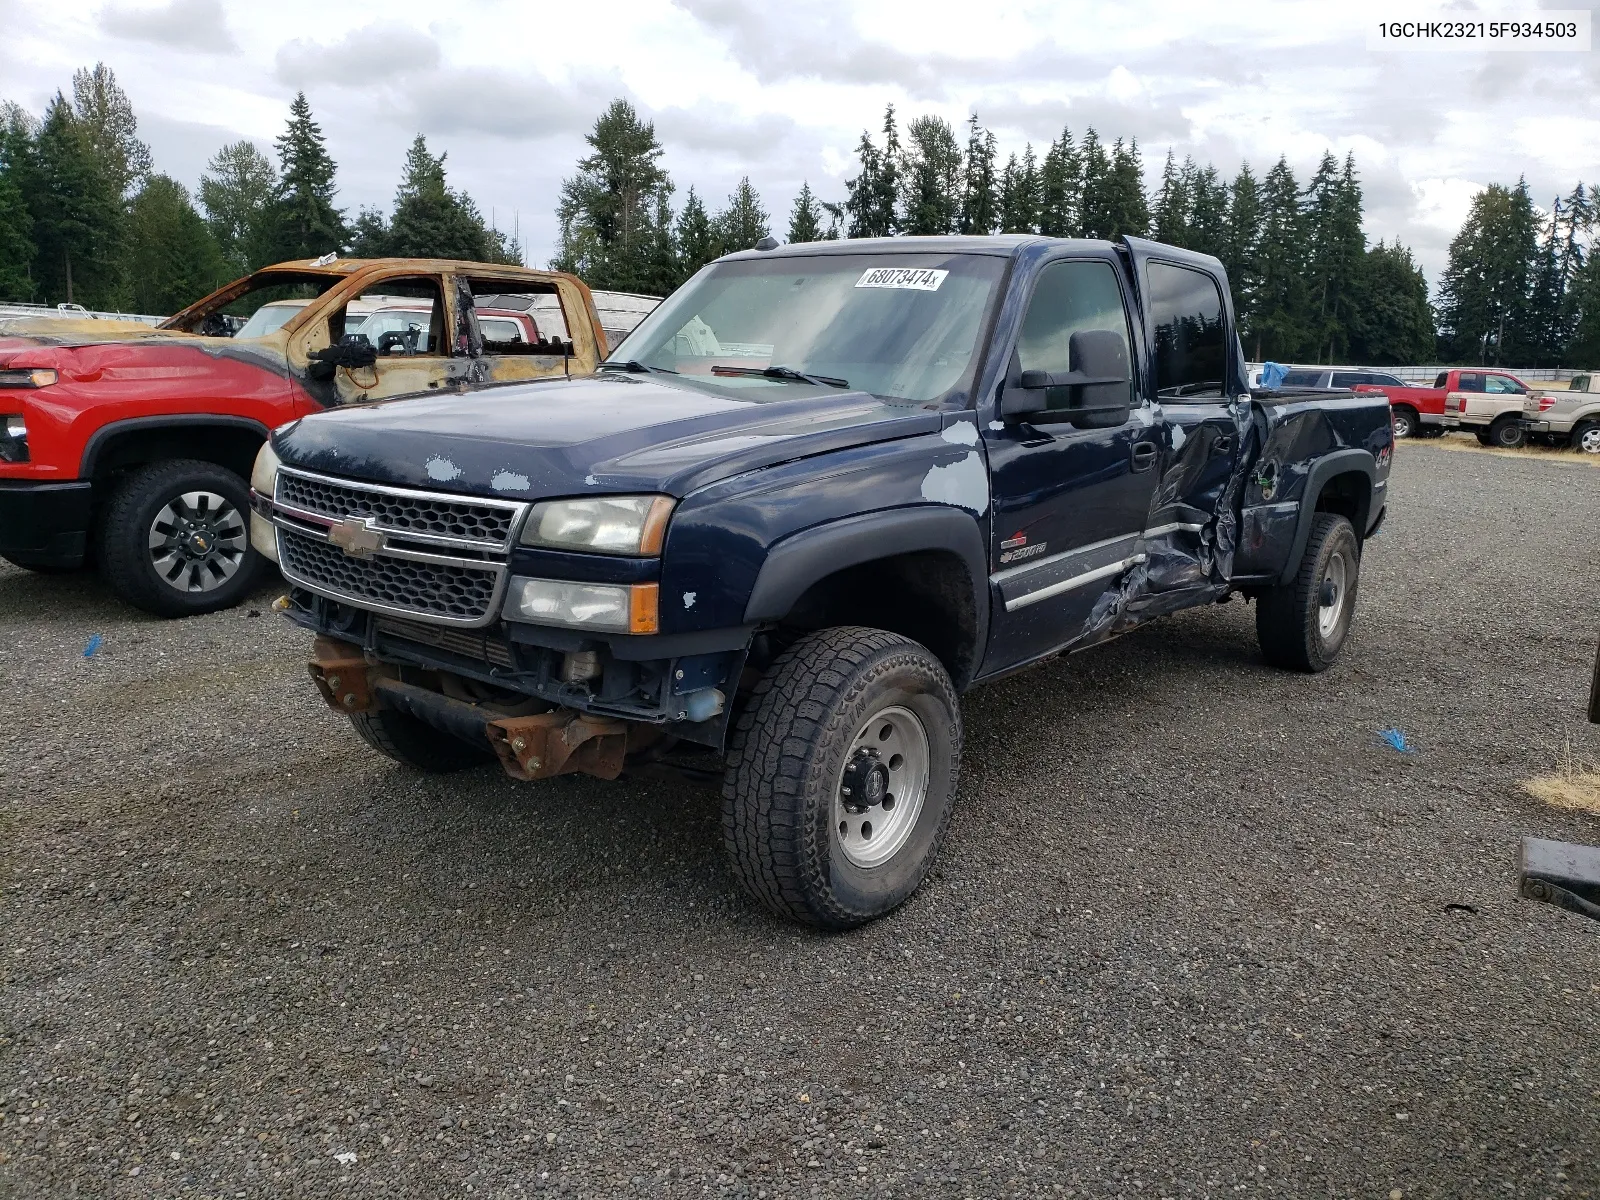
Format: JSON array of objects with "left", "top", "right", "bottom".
[{"left": 981, "top": 253, "right": 1161, "bottom": 669}]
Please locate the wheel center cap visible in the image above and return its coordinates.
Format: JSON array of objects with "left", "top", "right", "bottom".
[
  {"left": 186, "top": 531, "right": 212, "bottom": 556},
  {"left": 840, "top": 749, "right": 889, "bottom": 812}
]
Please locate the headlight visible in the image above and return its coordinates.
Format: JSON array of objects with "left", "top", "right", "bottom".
[
  {"left": 0, "top": 414, "right": 26, "bottom": 463},
  {"left": 251, "top": 440, "right": 281, "bottom": 499},
  {"left": 520, "top": 495, "right": 674, "bottom": 555},
  {"left": 505, "top": 577, "right": 659, "bottom": 634},
  {"left": 0, "top": 368, "right": 57, "bottom": 388}
]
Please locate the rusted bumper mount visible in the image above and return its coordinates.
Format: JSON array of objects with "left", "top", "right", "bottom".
[{"left": 308, "top": 637, "right": 628, "bottom": 782}]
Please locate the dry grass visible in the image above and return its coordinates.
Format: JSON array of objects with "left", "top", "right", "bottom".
[
  {"left": 1522, "top": 741, "right": 1600, "bottom": 815},
  {"left": 1407, "top": 432, "right": 1600, "bottom": 466}
]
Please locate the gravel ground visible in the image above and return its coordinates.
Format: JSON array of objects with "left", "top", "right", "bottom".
[{"left": 3, "top": 441, "right": 1599, "bottom": 1200}]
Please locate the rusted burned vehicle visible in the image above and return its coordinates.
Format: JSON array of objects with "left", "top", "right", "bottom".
[{"left": 0, "top": 257, "right": 606, "bottom": 616}]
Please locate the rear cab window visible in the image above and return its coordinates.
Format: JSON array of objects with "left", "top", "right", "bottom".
[
  {"left": 1147, "top": 263, "right": 1227, "bottom": 399},
  {"left": 1457, "top": 372, "right": 1485, "bottom": 392}
]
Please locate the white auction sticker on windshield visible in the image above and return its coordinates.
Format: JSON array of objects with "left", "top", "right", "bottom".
[{"left": 855, "top": 267, "right": 948, "bottom": 291}]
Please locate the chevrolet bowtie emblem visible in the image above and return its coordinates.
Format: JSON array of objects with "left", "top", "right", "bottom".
[{"left": 327, "top": 516, "right": 386, "bottom": 558}]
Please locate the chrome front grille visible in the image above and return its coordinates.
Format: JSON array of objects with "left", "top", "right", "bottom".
[
  {"left": 279, "top": 528, "right": 503, "bottom": 623},
  {"left": 274, "top": 467, "right": 521, "bottom": 550}
]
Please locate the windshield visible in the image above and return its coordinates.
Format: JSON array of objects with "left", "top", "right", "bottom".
[
  {"left": 235, "top": 302, "right": 306, "bottom": 340},
  {"left": 608, "top": 252, "right": 1006, "bottom": 404}
]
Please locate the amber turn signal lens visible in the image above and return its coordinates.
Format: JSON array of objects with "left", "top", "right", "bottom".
[{"left": 629, "top": 583, "right": 660, "bottom": 634}]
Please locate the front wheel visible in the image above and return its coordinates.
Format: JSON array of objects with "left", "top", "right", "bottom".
[
  {"left": 98, "top": 459, "right": 268, "bottom": 617},
  {"left": 1255, "top": 513, "right": 1361, "bottom": 673},
  {"left": 1572, "top": 422, "right": 1600, "bottom": 455},
  {"left": 721, "top": 627, "right": 961, "bottom": 929},
  {"left": 349, "top": 707, "right": 496, "bottom": 772},
  {"left": 1489, "top": 417, "right": 1526, "bottom": 449}
]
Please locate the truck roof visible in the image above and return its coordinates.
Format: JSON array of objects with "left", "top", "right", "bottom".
[{"left": 718, "top": 233, "right": 1226, "bottom": 273}]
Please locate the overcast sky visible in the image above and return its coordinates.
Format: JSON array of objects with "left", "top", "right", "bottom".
[{"left": 1, "top": 0, "right": 1595, "bottom": 288}]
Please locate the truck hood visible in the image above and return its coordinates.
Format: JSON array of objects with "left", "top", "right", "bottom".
[
  {"left": 273, "top": 372, "right": 947, "bottom": 498},
  {"left": 0, "top": 316, "right": 186, "bottom": 349}
]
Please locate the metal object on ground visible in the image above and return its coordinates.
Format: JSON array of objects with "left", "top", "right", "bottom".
[
  {"left": 1520, "top": 837, "right": 1600, "bottom": 922},
  {"left": 487, "top": 711, "right": 628, "bottom": 781},
  {"left": 307, "top": 637, "right": 375, "bottom": 712}
]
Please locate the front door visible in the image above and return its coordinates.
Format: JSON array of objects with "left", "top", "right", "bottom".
[{"left": 982, "top": 256, "right": 1162, "bottom": 671}]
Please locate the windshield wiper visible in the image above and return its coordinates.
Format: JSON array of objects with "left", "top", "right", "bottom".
[
  {"left": 598, "top": 359, "right": 677, "bottom": 375},
  {"left": 711, "top": 364, "right": 850, "bottom": 388}
]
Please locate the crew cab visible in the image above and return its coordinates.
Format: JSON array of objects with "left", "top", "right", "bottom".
[
  {"left": 253, "top": 235, "right": 1393, "bottom": 928},
  {"left": 1355, "top": 368, "right": 1540, "bottom": 445},
  {"left": 0, "top": 257, "right": 605, "bottom": 616},
  {"left": 1521, "top": 372, "right": 1600, "bottom": 454}
]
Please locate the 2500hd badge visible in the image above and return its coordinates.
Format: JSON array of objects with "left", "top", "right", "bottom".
[{"left": 252, "top": 234, "right": 1393, "bottom": 929}]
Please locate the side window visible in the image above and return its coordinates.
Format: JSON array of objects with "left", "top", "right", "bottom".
[
  {"left": 1014, "top": 259, "right": 1134, "bottom": 412},
  {"left": 1282, "top": 369, "right": 1323, "bottom": 387},
  {"left": 1331, "top": 371, "right": 1368, "bottom": 387},
  {"left": 1485, "top": 375, "right": 1523, "bottom": 394},
  {"left": 466, "top": 278, "right": 575, "bottom": 356},
  {"left": 332, "top": 278, "right": 446, "bottom": 359},
  {"left": 1433, "top": 372, "right": 1448, "bottom": 388},
  {"left": 1458, "top": 372, "right": 1485, "bottom": 392},
  {"left": 1372, "top": 373, "right": 1404, "bottom": 387},
  {"left": 1147, "top": 262, "right": 1227, "bottom": 398}
]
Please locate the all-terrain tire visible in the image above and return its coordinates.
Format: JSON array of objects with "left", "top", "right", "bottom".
[
  {"left": 1572, "top": 421, "right": 1600, "bottom": 455},
  {"left": 1489, "top": 416, "right": 1526, "bottom": 449},
  {"left": 98, "top": 459, "right": 268, "bottom": 618},
  {"left": 721, "top": 626, "right": 961, "bottom": 929},
  {"left": 1390, "top": 406, "right": 1419, "bottom": 439},
  {"left": 1474, "top": 428, "right": 1495, "bottom": 445},
  {"left": 1255, "top": 513, "right": 1361, "bottom": 673},
  {"left": 349, "top": 707, "right": 495, "bottom": 773}
]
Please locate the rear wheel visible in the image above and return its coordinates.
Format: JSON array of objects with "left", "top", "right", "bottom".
[
  {"left": 1474, "top": 428, "right": 1495, "bottom": 446},
  {"left": 1572, "top": 421, "right": 1600, "bottom": 455},
  {"left": 721, "top": 626, "right": 961, "bottom": 929},
  {"left": 98, "top": 459, "right": 268, "bottom": 617},
  {"left": 1390, "top": 406, "right": 1419, "bottom": 439},
  {"left": 1489, "top": 416, "right": 1526, "bottom": 449},
  {"left": 350, "top": 707, "right": 495, "bottom": 772},
  {"left": 1255, "top": 513, "right": 1361, "bottom": 673}
]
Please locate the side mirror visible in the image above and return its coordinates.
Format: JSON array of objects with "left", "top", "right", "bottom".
[{"left": 1001, "top": 329, "right": 1132, "bottom": 427}]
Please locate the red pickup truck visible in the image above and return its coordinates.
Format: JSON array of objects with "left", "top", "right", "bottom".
[
  {"left": 1355, "top": 368, "right": 1538, "bottom": 446},
  {"left": 0, "top": 256, "right": 605, "bottom": 616}
]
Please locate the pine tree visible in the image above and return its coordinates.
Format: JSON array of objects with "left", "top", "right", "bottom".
[
  {"left": 1223, "top": 163, "right": 1263, "bottom": 346},
  {"left": 899, "top": 115, "right": 961, "bottom": 236},
  {"left": 640, "top": 188, "right": 680, "bottom": 295},
  {"left": 553, "top": 100, "right": 671, "bottom": 289},
  {"left": 382, "top": 135, "right": 512, "bottom": 262},
  {"left": 787, "top": 182, "right": 824, "bottom": 243},
  {"left": 1187, "top": 164, "right": 1229, "bottom": 261},
  {"left": 267, "top": 92, "right": 346, "bottom": 262},
  {"left": 1301, "top": 151, "right": 1364, "bottom": 362},
  {"left": 998, "top": 145, "right": 1039, "bottom": 234},
  {"left": 958, "top": 118, "right": 997, "bottom": 235},
  {"left": 1350, "top": 241, "right": 1435, "bottom": 364},
  {"left": 70, "top": 63, "right": 150, "bottom": 198},
  {"left": 124, "top": 175, "right": 230, "bottom": 314},
  {"left": 199, "top": 140, "right": 276, "bottom": 274},
  {"left": 875, "top": 105, "right": 901, "bottom": 235},
  {"left": 715, "top": 177, "right": 770, "bottom": 252},
  {"left": 0, "top": 104, "right": 38, "bottom": 301},
  {"left": 1252, "top": 157, "right": 1309, "bottom": 361},
  {"left": 1436, "top": 180, "right": 1541, "bottom": 364},
  {"left": 1078, "top": 130, "right": 1111, "bottom": 237},
  {"left": 1150, "top": 150, "right": 1188, "bottom": 245},
  {"left": 1036, "top": 127, "right": 1079, "bottom": 237},
  {"left": 844, "top": 129, "right": 885, "bottom": 238},
  {"left": 1101, "top": 138, "right": 1149, "bottom": 240},
  {"left": 30, "top": 93, "right": 123, "bottom": 307},
  {"left": 675, "top": 187, "right": 719, "bottom": 276}
]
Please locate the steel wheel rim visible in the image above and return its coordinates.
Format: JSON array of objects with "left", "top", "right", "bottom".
[
  {"left": 1581, "top": 428, "right": 1600, "bottom": 454},
  {"left": 148, "top": 490, "right": 248, "bottom": 593},
  {"left": 1392, "top": 413, "right": 1412, "bottom": 438},
  {"left": 1318, "top": 552, "right": 1348, "bottom": 640},
  {"left": 833, "top": 704, "right": 929, "bottom": 869}
]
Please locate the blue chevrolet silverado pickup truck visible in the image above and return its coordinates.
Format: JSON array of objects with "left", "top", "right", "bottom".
[{"left": 249, "top": 234, "right": 1393, "bottom": 928}]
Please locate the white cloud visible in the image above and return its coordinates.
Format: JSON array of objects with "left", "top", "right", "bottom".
[{"left": 101, "top": 0, "right": 237, "bottom": 53}]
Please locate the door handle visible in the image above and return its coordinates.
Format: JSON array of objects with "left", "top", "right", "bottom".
[
  {"left": 1131, "top": 442, "right": 1158, "bottom": 472},
  {"left": 1212, "top": 436, "right": 1233, "bottom": 455}
]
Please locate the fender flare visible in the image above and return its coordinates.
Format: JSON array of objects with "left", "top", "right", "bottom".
[
  {"left": 743, "top": 504, "right": 991, "bottom": 666},
  {"left": 1277, "top": 448, "right": 1377, "bottom": 585},
  {"left": 79, "top": 414, "right": 271, "bottom": 478}
]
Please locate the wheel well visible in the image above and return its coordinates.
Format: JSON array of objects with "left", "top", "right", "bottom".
[
  {"left": 1314, "top": 470, "right": 1371, "bottom": 537},
  {"left": 86, "top": 424, "right": 264, "bottom": 486},
  {"left": 777, "top": 550, "right": 979, "bottom": 688}
]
